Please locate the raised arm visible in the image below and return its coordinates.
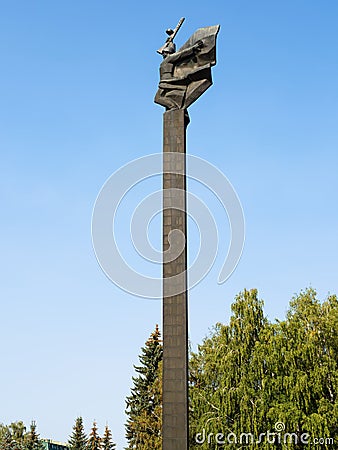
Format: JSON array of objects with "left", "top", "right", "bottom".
[{"left": 166, "top": 40, "right": 203, "bottom": 64}]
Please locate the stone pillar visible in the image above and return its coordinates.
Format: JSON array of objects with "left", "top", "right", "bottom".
[{"left": 162, "top": 108, "right": 189, "bottom": 450}]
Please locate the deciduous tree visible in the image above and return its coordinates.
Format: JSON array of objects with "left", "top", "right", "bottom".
[{"left": 189, "top": 288, "right": 338, "bottom": 449}]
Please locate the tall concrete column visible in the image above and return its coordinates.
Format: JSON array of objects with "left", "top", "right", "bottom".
[{"left": 162, "top": 108, "right": 189, "bottom": 450}]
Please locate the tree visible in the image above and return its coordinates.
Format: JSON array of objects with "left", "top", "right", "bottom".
[
  {"left": 0, "top": 429, "right": 14, "bottom": 450},
  {"left": 25, "top": 422, "right": 43, "bottom": 450},
  {"left": 68, "top": 417, "right": 87, "bottom": 450},
  {"left": 0, "top": 421, "right": 43, "bottom": 450},
  {"left": 266, "top": 289, "right": 338, "bottom": 447},
  {"left": 0, "top": 421, "right": 28, "bottom": 450},
  {"left": 189, "top": 288, "right": 268, "bottom": 448},
  {"left": 87, "top": 422, "right": 100, "bottom": 450},
  {"left": 189, "top": 288, "right": 338, "bottom": 449},
  {"left": 101, "top": 426, "right": 115, "bottom": 450},
  {"left": 125, "top": 324, "right": 163, "bottom": 449},
  {"left": 9, "top": 422, "right": 26, "bottom": 448}
]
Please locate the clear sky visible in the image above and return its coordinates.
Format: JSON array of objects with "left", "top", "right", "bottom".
[{"left": 1, "top": 1, "right": 338, "bottom": 448}]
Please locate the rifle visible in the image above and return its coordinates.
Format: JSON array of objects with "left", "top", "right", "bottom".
[{"left": 157, "top": 17, "right": 185, "bottom": 55}]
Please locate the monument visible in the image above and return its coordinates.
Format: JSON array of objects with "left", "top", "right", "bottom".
[{"left": 155, "top": 18, "right": 219, "bottom": 450}]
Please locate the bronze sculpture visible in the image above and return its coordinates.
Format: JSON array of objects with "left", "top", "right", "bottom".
[{"left": 155, "top": 19, "right": 220, "bottom": 110}]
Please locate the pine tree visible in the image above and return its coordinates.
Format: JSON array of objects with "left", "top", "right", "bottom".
[
  {"left": 25, "top": 422, "right": 43, "bottom": 450},
  {"left": 68, "top": 418, "right": 87, "bottom": 450},
  {"left": 125, "top": 325, "right": 163, "bottom": 449},
  {"left": 101, "top": 426, "right": 115, "bottom": 450},
  {"left": 87, "top": 422, "right": 100, "bottom": 450}
]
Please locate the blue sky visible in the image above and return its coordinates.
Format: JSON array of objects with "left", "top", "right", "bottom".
[{"left": 1, "top": 1, "right": 338, "bottom": 448}]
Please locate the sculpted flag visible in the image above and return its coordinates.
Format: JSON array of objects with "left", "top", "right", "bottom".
[{"left": 155, "top": 25, "right": 220, "bottom": 110}]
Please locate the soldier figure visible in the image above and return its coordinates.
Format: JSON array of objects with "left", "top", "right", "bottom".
[
  {"left": 155, "top": 20, "right": 220, "bottom": 111},
  {"left": 155, "top": 40, "right": 204, "bottom": 110}
]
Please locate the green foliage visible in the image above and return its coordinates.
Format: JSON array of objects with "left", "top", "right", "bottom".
[
  {"left": 101, "top": 426, "right": 115, "bottom": 450},
  {"left": 189, "top": 288, "right": 338, "bottom": 449},
  {"left": 87, "top": 422, "right": 100, "bottom": 450},
  {"left": 0, "top": 421, "right": 43, "bottom": 450},
  {"left": 0, "top": 419, "right": 116, "bottom": 450},
  {"left": 9, "top": 422, "right": 26, "bottom": 447},
  {"left": 26, "top": 422, "right": 44, "bottom": 450},
  {"left": 68, "top": 418, "right": 87, "bottom": 450},
  {"left": 1, "top": 288, "right": 336, "bottom": 450},
  {"left": 125, "top": 325, "right": 163, "bottom": 449},
  {"left": 0, "top": 428, "right": 14, "bottom": 450}
]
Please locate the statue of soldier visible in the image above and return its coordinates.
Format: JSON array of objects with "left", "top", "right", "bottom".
[
  {"left": 155, "top": 40, "right": 204, "bottom": 110},
  {"left": 155, "top": 21, "right": 220, "bottom": 111}
]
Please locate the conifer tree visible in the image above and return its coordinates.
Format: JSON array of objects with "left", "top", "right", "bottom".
[
  {"left": 87, "top": 422, "right": 100, "bottom": 450},
  {"left": 125, "top": 325, "right": 163, "bottom": 449},
  {"left": 101, "top": 425, "right": 115, "bottom": 450},
  {"left": 68, "top": 417, "right": 87, "bottom": 450},
  {"left": 25, "top": 421, "right": 43, "bottom": 450}
]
